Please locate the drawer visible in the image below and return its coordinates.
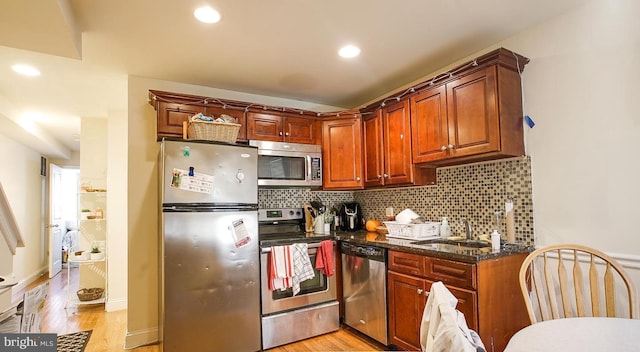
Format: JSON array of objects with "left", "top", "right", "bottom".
[
  {"left": 424, "top": 256, "right": 476, "bottom": 290},
  {"left": 388, "top": 250, "right": 425, "bottom": 276}
]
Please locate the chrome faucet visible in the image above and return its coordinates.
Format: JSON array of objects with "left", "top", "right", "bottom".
[{"left": 460, "top": 218, "right": 473, "bottom": 239}]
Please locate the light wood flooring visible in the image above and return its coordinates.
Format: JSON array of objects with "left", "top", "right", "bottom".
[{"left": 12, "top": 266, "right": 386, "bottom": 351}]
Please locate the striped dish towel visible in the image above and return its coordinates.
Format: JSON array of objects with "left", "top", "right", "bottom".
[
  {"left": 268, "top": 245, "right": 293, "bottom": 291},
  {"left": 292, "top": 243, "right": 315, "bottom": 295}
]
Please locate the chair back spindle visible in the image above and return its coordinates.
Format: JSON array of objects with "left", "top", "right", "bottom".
[{"left": 519, "top": 244, "right": 637, "bottom": 324}]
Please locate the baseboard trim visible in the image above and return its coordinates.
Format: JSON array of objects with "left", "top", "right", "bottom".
[
  {"left": 11, "top": 266, "right": 47, "bottom": 296},
  {"left": 106, "top": 297, "right": 127, "bottom": 312},
  {"left": 124, "top": 327, "right": 159, "bottom": 350}
]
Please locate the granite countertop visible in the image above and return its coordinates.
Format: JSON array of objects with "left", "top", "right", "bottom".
[{"left": 334, "top": 230, "right": 533, "bottom": 263}]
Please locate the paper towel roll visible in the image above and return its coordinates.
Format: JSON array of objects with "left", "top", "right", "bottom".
[{"left": 505, "top": 200, "right": 515, "bottom": 243}]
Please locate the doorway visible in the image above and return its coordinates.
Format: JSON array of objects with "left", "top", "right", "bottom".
[{"left": 47, "top": 164, "right": 79, "bottom": 278}]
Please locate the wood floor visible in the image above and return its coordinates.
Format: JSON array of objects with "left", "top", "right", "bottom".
[{"left": 12, "top": 266, "right": 386, "bottom": 351}]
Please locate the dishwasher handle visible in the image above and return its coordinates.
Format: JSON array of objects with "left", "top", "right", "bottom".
[{"left": 340, "top": 242, "right": 386, "bottom": 262}]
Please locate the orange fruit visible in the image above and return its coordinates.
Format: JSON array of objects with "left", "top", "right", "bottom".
[{"left": 365, "top": 219, "right": 382, "bottom": 232}]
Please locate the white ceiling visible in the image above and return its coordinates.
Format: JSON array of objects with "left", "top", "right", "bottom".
[{"left": 0, "top": 0, "right": 586, "bottom": 158}]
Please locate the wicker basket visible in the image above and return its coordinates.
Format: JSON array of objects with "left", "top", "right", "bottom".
[
  {"left": 187, "top": 120, "right": 240, "bottom": 143},
  {"left": 77, "top": 288, "right": 104, "bottom": 301}
]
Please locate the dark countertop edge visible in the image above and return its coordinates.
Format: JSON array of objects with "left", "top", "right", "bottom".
[{"left": 334, "top": 231, "right": 534, "bottom": 264}]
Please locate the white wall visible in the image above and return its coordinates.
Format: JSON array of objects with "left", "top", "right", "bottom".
[
  {"left": 495, "top": 0, "right": 640, "bottom": 295},
  {"left": 106, "top": 109, "right": 128, "bottom": 312},
  {"left": 0, "top": 133, "right": 47, "bottom": 289},
  {"left": 498, "top": 0, "right": 640, "bottom": 253}
]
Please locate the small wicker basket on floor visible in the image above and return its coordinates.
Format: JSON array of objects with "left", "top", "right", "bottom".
[
  {"left": 187, "top": 120, "right": 240, "bottom": 143},
  {"left": 77, "top": 288, "right": 104, "bottom": 301}
]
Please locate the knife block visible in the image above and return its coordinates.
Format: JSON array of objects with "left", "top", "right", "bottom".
[{"left": 304, "top": 205, "right": 314, "bottom": 233}]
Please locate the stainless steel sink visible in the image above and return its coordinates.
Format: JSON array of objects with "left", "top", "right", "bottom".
[{"left": 410, "top": 238, "right": 491, "bottom": 248}]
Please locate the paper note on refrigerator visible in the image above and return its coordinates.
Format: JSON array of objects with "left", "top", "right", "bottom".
[
  {"left": 170, "top": 168, "right": 214, "bottom": 194},
  {"left": 230, "top": 218, "right": 251, "bottom": 248}
]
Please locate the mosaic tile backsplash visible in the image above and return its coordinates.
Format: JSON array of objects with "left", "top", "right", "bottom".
[{"left": 258, "top": 156, "right": 534, "bottom": 246}]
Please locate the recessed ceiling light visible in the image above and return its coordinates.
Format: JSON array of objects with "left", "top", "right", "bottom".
[
  {"left": 194, "top": 6, "right": 221, "bottom": 24},
  {"left": 338, "top": 45, "right": 361, "bottom": 59},
  {"left": 12, "top": 64, "right": 40, "bottom": 77}
]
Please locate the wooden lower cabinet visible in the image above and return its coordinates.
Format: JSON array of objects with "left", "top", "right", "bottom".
[{"left": 387, "top": 250, "right": 529, "bottom": 352}]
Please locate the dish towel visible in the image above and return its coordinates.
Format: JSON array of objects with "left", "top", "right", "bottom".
[
  {"left": 315, "top": 240, "right": 335, "bottom": 277},
  {"left": 291, "top": 243, "right": 315, "bottom": 295},
  {"left": 420, "top": 281, "right": 486, "bottom": 352},
  {"left": 268, "top": 245, "right": 293, "bottom": 291}
]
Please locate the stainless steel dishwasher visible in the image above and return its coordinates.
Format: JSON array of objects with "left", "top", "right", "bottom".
[{"left": 341, "top": 241, "right": 388, "bottom": 345}]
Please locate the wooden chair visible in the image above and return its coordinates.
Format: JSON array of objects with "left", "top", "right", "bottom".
[{"left": 519, "top": 244, "right": 638, "bottom": 324}]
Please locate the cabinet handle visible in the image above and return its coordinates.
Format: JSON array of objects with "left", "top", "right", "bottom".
[
  {"left": 448, "top": 144, "right": 454, "bottom": 149},
  {"left": 383, "top": 174, "right": 389, "bottom": 178},
  {"left": 441, "top": 146, "right": 447, "bottom": 151},
  {"left": 417, "top": 288, "right": 423, "bottom": 295},
  {"left": 425, "top": 291, "right": 430, "bottom": 297},
  {"left": 279, "top": 131, "right": 283, "bottom": 136},
  {"left": 356, "top": 176, "right": 361, "bottom": 181},
  {"left": 376, "top": 175, "right": 382, "bottom": 179},
  {"left": 285, "top": 132, "right": 290, "bottom": 136}
]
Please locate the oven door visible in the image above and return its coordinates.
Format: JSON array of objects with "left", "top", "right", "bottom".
[{"left": 260, "top": 242, "right": 337, "bottom": 315}]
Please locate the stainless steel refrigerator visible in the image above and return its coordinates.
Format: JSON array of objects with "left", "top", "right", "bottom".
[{"left": 159, "top": 139, "right": 260, "bottom": 352}]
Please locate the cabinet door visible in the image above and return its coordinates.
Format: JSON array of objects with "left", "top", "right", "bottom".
[
  {"left": 382, "top": 100, "right": 415, "bottom": 185},
  {"left": 423, "top": 280, "right": 478, "bottom": 331},
  {"left": 388, "top": 271, "right": 426, "bottom": 351},
  {"left": 322, "top": 119, "right": 364, "bottom": 190},
  {"left": 446, "top": 67, "right": 500, "bottom": 157},
  {"left": 157, "top": 102, "right": 204, "bottom": 138},
  {"left": 205, "top": 106, "right": 246, "bottom": 142},
  {"left": 363, "top": 110, "right": 385, "bottom": 187},
  {"left": 411, "top": 85, "right": 449, "bottom": 163},
  {"left": 284, "top": 116, "right": 317, "bottom": 144},
  {"left": 246, "top": 112, "right": 282, "bottom": 142}
]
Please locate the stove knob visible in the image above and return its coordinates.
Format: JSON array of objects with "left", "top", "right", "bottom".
[{"left": 289, "top": 210, "right": 294, "bottom": 216}]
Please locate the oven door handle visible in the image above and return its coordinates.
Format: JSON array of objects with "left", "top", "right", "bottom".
[{"left": 261, "top": 241, "right": 330, "bottom": 253}]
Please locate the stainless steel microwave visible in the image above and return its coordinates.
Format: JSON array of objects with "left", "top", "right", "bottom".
[{"left": 249, "top": 140, "right": 322, "bottom": 187}]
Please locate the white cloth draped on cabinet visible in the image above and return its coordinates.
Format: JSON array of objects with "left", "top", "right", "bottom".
[{"left": 420, "top": 281, "right": 486, "bottom": 352}]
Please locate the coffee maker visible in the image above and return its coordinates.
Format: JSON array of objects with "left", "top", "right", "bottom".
[{"left": 339, "top": 202, "right": 363, "bottom": 231}]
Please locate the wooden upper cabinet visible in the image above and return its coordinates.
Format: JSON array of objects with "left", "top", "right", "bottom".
[
  {"left": 363, "top": 102, "right": 435, "bottom": 188},
  {"left": 246, "top": 113, "right": 282, "bottom": 141},
  {"left": 156, "top": 102, "right": 204, "bottom": 138},
  {"left": 246, "top": 112, "right": 317, "bottom": 144},
  {"left": 411, "top": 63, "right": 525, "bottom": 165},
  {"left": 410, "top": 85, "right": 449, "bottom": 163},
  {"left": 322, "top": 118, "right": 364, "bottom": 190},
  {"left": 285, "top": 116, "right": 317, "bottom": 144},
  {"left": 382, "top": 100, "right": 416, "bottom": 185},
  {"left": 363, "top": 110, "right": 385, "bottom": 187},
  {"left": 446, "top": 67, "right": 500, "bottom": 158}
]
